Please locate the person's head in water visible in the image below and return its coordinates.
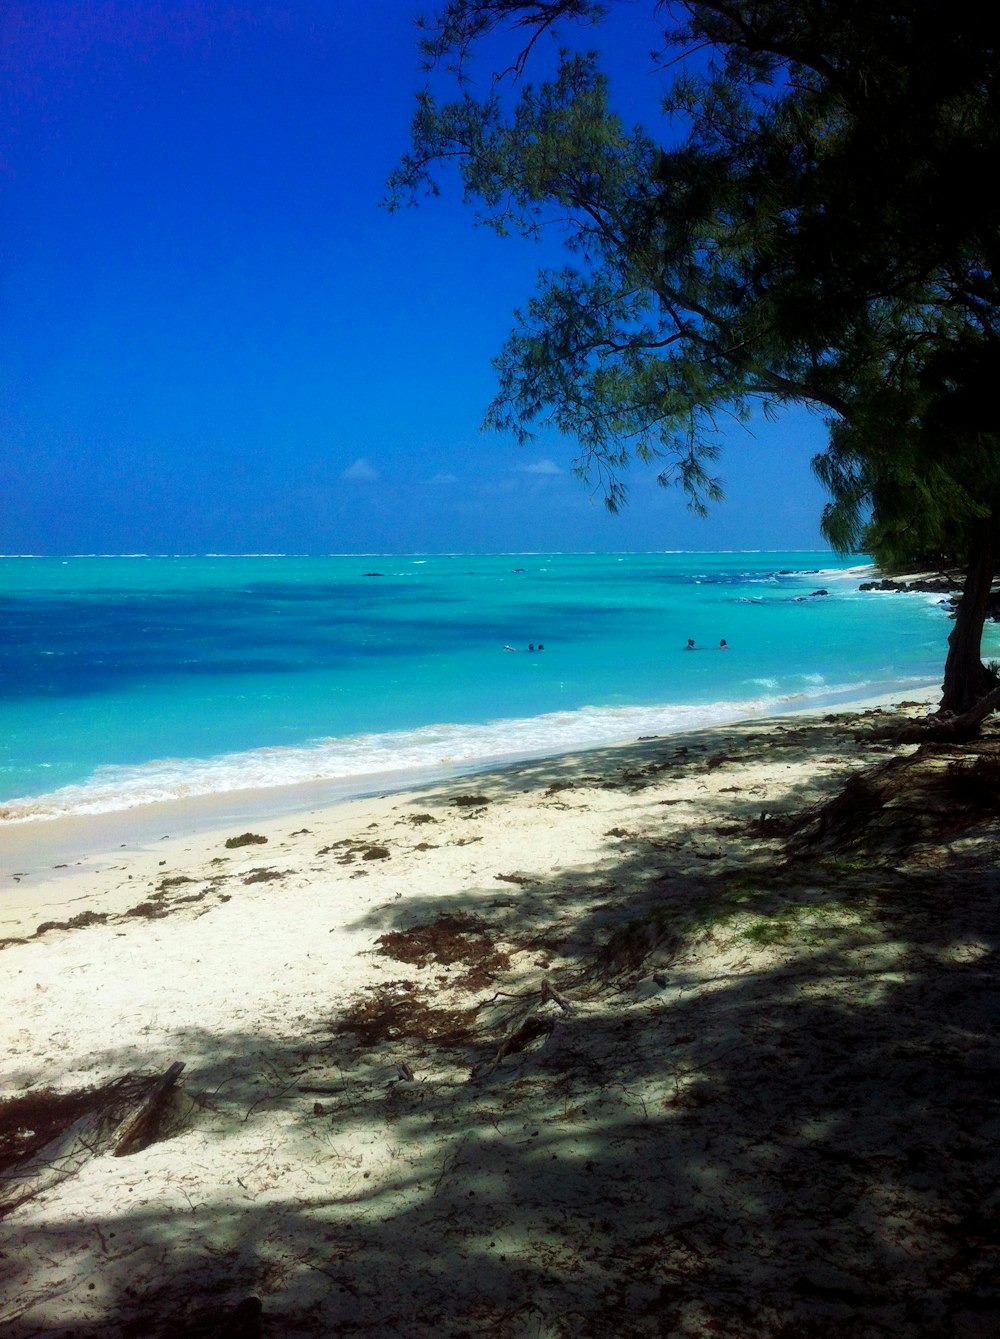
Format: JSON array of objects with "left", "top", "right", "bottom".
[
  {"left": 528, "top": 643, "right": 535, "bottom": 652},
  {"left": 719, "top": 638, "right": 729, "bottom": 649},
  {"left": 686, "top": 639, "right": 696, "bottom": 650}
]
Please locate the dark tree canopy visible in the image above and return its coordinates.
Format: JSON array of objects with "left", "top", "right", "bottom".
[{"left": 389, "top": 1, "right": 1000, "bottom": 713}]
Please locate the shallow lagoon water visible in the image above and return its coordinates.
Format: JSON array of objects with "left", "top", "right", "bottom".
[{"left": 0, "top": 552, "right": 959, "bottom": 820}]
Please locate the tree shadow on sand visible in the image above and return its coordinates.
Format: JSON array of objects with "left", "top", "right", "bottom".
[{"left": 1, "top": 718, "right": 998, "bottom": 1338}]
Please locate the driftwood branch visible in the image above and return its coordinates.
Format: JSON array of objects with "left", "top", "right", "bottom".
[
  {"left": 470, "top": 977, "right": 574, "bottom": 1081},
  {"left": 112, "top": 1060, "right": 185, "bottom": 1157},
  {"left": 540, "top": 977, "right": 575, "bottom": 1013},
  {"left": 495, "top": 1013, "right": 553, "bottom": 1062}
]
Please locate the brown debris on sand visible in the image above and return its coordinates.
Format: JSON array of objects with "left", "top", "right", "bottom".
[
  {"left": 376, "top": 912, "right": 512, "bottom": 991},
  {"left": 1, "top": 1061, "right": 191, "bottom": 1217},
  {"left": 2, "top": 698, "right": 998, "bottom": 1337},
  {"left": 224, "top": 832, "right": 268, "bottom": 849}
]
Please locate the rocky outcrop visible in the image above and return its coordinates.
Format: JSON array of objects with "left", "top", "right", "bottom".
[
  {"left": 858, "top": 572, "right": 1000, "bottom": 622},
  {"left": 858, "top": 575, "right": 961, "bottom": 594}
]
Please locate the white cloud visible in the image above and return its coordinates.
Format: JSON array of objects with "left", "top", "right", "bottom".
[
  {"left": 341, "top": 457, "right": 379, "bottom": 482},
  {"left": 519, "top": 458, "right": 562, "bottom": 475},
  {"left": 429, "top": 472, "right": 459, "bottom": 485}
]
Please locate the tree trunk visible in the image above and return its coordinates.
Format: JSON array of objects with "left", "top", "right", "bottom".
[{"left": 939, "top": 512, "right": 998, "bottom": 715}]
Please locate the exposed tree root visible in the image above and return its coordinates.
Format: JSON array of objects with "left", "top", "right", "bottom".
[
  {"left": 788, "top": 738, "right": 1000, "bottom": 856},
  {"left": 893, "top": 685, "right": 1000, "bottom": 743}
]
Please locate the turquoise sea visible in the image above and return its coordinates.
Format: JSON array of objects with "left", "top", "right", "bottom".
[{"left": 0, "top": 552, "right": 969, "bottom": 823}]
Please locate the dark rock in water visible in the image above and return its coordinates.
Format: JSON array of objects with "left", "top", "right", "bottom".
[
  {"left": 860, "top": 574, "right": 963, "bottom": 595},
  {"left": 363, "top": 571, "right": 384, "bottom": 577},
  {"left": 811, "top": 589, "right": 829, "bottom": 596},
  {"left": 908, "top": 578, "right": 959, "bottom": 593}
]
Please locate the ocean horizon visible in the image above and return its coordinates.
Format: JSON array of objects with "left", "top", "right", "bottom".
[{"left": 0, "top": 550, "right": 968, "bottom": 825}]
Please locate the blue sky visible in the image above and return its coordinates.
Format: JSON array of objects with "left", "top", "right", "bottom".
[{"left": 1, "top": 1, "right": 835, "bottom": 555}]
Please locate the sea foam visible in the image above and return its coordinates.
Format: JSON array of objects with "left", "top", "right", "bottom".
[{"left": 0, "top": 679, "right": 899, "bottom": 823}]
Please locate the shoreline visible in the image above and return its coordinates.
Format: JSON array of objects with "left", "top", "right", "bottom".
[
  {"left": 0, "top": 685, "right": 939, "bottom": 919},
  {"left": 0, "top": 673, "right": 918, "bottom": 829}
]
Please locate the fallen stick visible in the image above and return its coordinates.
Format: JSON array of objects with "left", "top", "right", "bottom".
[
  {"left": 112, "top": 1061, "right": 185, "bottom": 1157},
  {"left": 540, "top": 977, "right": 574, "bottom": 1013},
  {"left": 495, "top": 1013, "right": 553, "bottom": 1062}
]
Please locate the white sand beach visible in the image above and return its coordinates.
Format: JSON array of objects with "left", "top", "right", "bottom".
[{"left": 2, "top": 692, "right": 998, "bottom": 1338}]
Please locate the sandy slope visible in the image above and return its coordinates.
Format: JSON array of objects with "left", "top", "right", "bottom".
[{"left": 1, "top": 695, "right": 998, "bottom": 1338}]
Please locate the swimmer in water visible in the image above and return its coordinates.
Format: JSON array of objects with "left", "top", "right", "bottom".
[
  {"left": 685, "top": 639, "right": 696, "bottom": 650},
  {"left": 719, "top": 638, "right": 729, "bottom": 649}
]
